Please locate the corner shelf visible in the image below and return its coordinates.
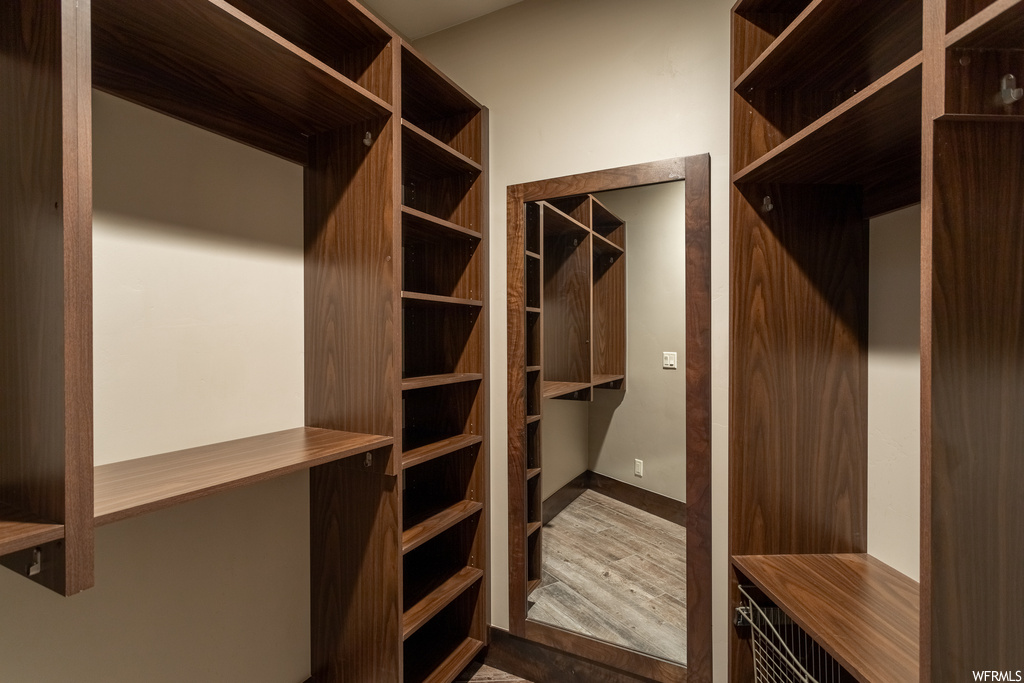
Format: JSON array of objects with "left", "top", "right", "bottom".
[
  {"left": 0, "top": 504, "right": 65, "bottom": 556},
  {"left": 92, "top": 0, "right": 392, "bottom": 165},
  {"left": 403, "top": 566, "right": 484, "bottom": 641},
  {"left": 402, "top": 434, "right": 483, "bottom": 470},
  {"left": 402, "top": 500, "right": 484, "bottom": 554},
  {"left": 94, "top": 428, "right": 393, "bottom": 526},
  {"left": 733, "top": 554, "right": 919, "bottom": 683}
]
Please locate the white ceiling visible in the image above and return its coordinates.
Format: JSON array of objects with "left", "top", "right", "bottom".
[{"left": 361, "top": 0, "right": 524, "bottom": 40}]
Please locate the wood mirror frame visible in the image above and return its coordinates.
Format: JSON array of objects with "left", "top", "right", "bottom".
[{"left": 504, "top": 155, "right": 712, "bottom": 683}]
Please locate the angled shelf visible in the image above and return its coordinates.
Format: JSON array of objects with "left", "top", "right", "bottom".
[
  {"left": 408, "top": 636, "right": 484, "bottom": 683},
  {"left": 734, "top": 554, "right": 919, "bottom": 683},
  {"left": 734, "top": 54, "right": 923, "bottom": 215},
  {"left": 733, "top": 0, "right": 921, "bottom": 93},
  {"left": 402, "top": 500, "right": 484, "bottom": 554},
  {"left": 402, "top": 434, "right": 483, "bottom": 470},
  {"left": 94, "top": 428, "right": 393, "bottom": 525},
  {"left": 526, "top": 415, "right": 542, "bottom": 425},
  {"left": 537, "top": 201, "right": 589, "bottom": 237},
  {"left": 401, "top": 291, "right": 484, "bottom": 308},
  {"left": 527, "top": 521, "right": 542, "bottom": 536},
  {"left": 592, "top": 232, "right": 624, "bottom": 257},
  {"left": 542, "top": 381, "right": 591, "bottom": 399},
  {"left": 402, "top": 120, "right": 483, "bottom": 180},
  {"left": 401, "top": 373, "right": 484, "bottom": 391},
  {"left": 402, "top": 206, "right": 482, "bottom": 242},
  {"left": 526, "top": 468, "right": 541, "bottom": 480},
  {"left": 0, "top": 504, "right": 65, "bottom": 557},
  {"left": 403, "top": 566, "right": 484, "bottom": 640},
  {"left": 92, "top": 0, "right": 392, "bottom": 165}
]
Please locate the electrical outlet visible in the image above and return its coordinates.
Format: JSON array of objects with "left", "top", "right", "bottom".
[
  {"left": 663, "top": 351, "right": 678, "bottom": 369},
  {"left": 634, "top": 459, "right": 644, "bottom": 477}
]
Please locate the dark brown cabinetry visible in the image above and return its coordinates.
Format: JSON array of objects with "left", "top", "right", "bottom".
[
  {"left": 730, "top": 0, "right": 1023, "bottom": 680},
  {"left": 0, "top": 3, "right": 486, "bottom": 682}
]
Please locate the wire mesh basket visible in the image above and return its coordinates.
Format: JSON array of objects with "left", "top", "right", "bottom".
[{"left": 736, "top": 585, "right": 846, "bottom": 683}]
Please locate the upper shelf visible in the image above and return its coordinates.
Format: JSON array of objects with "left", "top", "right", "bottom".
[
  {"left": 0, "top": 503, "right": 65, "bottom": 557},
  {"left": 402, "top": 207, "right": 482, "bottom": 242},
  {"left": 402, "top": 121, "right": 483, "bottom": 182},
  {"left": 733, "top": 553, "right": 919, "bottom": 683},
  {"left": 92, "top": 0, "right": 392, "bottom": 165},
  {"left": 94, "top": 427, "right": 393, "bottom": 525},
  {"left": 538, "top": 202, "right": 589, "bottom": 238},
  {"left": 733, "top": 0, "right": 921, "bottom": 94},
  {"left": 946, "top": 0, "right": 1024, "bottom": 48}
]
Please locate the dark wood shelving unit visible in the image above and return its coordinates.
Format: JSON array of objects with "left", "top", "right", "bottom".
[
  {"left": 94, "top": 428, "right": 392, "bottom": 525},
  {"left": 541, "top": 380, "right": 592, "bottom": 399},
  {"left": 399, "top": 41, "right": 488, "bottom": 683},
  {"left": 1, "top": 3, "right": 486, "bottom": 681},
  {"left": 730, "top": 0, "right": 1024, "bottom": 680}
]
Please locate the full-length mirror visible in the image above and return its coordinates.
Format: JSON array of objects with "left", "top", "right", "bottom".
[{"left": 507, "top": 156, "right": 711, "bottom": 682}]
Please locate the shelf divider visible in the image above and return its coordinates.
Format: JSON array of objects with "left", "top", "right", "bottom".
[
  {"left": 402, "top": 434, "right": 483, "bottom": 470},
  {"left": 94, "top": 427, "right": 393, "bottom": 526},
  {"left": 733, "top": 553, "right": 919, "bottom": 683},
  {"left": 402, "top": 500, "right": 483, "bottom": 554},
  {"left": 403, "top": 566, "right": 484, "bottom": 640}
]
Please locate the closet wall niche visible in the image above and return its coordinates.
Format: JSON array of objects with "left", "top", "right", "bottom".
[
  {"left": 729, "top": 0, "right": 1023, "bottom": 680},
  {"left": 0, "top": 2, "right": 487, "bottom": 682}
]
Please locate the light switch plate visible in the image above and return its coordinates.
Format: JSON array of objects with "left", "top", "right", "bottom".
[{"left": 663, "top": 351, "right": 678, "bottom": 369}]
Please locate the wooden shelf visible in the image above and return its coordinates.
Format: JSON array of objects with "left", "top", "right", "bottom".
[
  {"left": 734, "top": 54, "right": 922, "bottom": 214},
  {"left": 525, "top": 249, "right": 541, "bottom": 260},
  {"left": 402, "top": 120, "right": 483, "bottom": 180},
  {"left": 542, "top": 381, "right": 591, "bottom": 399},
  {"left": 937, "top": 113, "right": 1024, "bottom": 122},
  {"left": 946, "top": 0, "right": 1024, "bottom": 48},
  {"left": 592, "top": 232, "right": 624, "bottom": 257},
  {"left": 0, "top": 503, "right": 65, "bottom": 556},
  {"left": 91, "top": 0, "right": 392, "bottom": 165},
  {"left": 526, "top": 468, "right": 541, "bottom": 481},
  {"left": 402, "top": 500, "right": 483, "bottom": 554},
  {"left": 401, "top": 373, "right": 483, "bottom": 391},
  {"left": 733, "top": 0, "right": 810, "bottom": 14},
  {"left": 527, "top": 578, "right": 542, "bottom": 594},
  {"left": 402, "top": 291, "right": 484, "bottom": 308},
  {"left": 417, "top": 636, "right": 484, "bottom": 683},
  {"left": 402, "top": 434, "right": 483, "bottom": 470},
  {"left": 538, "top": 201, "right": 589, "bottom": 237},
  {"left": 592, "top": 373, "right": 625, "bottom": 387},
  {"left": 527, "top": 521, "right": 542, "bottom": 536},
  {"left": 733, "top": 0, "right": 921, "bottom": 93},
  {"left": 403, "top": 566, "right": 484, "bottom": 640},
  {"left": 94, "top": 428, "right": 393, "bottom": 526},
  {"left": 526, "top": 365, "right": 541, "bottom": 373},
  {"left": 526, "top": 306, "right": 542, "bottom": 314},
  {"left": 733, "top": 554, "right": 919, "bottom": 683},
  {"left": 526, "top": 415, "right": 542, "bottom": 425},
  {"left": 402, "top": 206, "right": 481, "bottom": 242}
]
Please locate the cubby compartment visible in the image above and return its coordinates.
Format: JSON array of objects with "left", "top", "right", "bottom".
[
  {"left": 402, "top": 127, "right": 483, "bottom": 231},
  {"left": 403, "top": 450, "right": 482, "bottom": 537},
  {"left": 526, "top": 310, "right": 542, "bottom": 367},
  {"left": 401, "top": 46, "right": 484, "bottom": 164},
  {"left": 403, "top": 210, "right": 482, "bottom": 300},
  {"left": 402, "top": 301, "right": 483, "bottom": 381},
  {"left": 402, "top": 381, "right": 483, "bottom": 455},
  {"left": 526, "top": 475, "right": 542, "bottom": 526},
  {"left": 403, "top": 517, "right": 482, "bottom": 613},
  {"left": 548, "top": 195, "right": 592, "bottom": 228},
  {"left": 526, "top": 369, "right": 541, "bottom": 418},
  {"left": 526, "top": 521, "right": 542, "bottom": 595},
  {"left": 402, "top": 580, "right": 484, "bottom": 683},
  {"left": 525, "top": 202, "right": 542, "bottom": 256},
  {"left": 542, "top": 203, "right": 591, "bottom": 398},
  {"left": 526, "top": 253, "right": 542, "bottom": 309},
  {"left": 219, "top": 0, "right": 394, "bottom": 103},
  {"left": 526, "top": 421, "right": 541, "bottom": 471},
  {"left": 592, "top": 245, "right": 626, "bottom": 388},
  {"left": 731, "top": 0, "right": 922, "bottom": 174}
]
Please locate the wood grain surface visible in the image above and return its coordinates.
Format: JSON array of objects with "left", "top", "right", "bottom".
[
  {"left": 92, "top": 0, "right": 391, "bottom": 165},
  {"left": 518, "top": 158, "right": 686, "bottom": 203},
  {"left": 927, "top": 120, "right": 1024, "bottom": 679},
  {"left": 402, "top": 500, "right": 483, "bottom": 554},
  {"left": 404, "top": 566, "right": 484, "bottom": 640},
  {"left": 946, "top": 0, "right": 1024, "bottom": 47},
  {"left": 0, "top": 0, "right": 94, "bottom": 595},
  {"left": 403, "top": 434, "right": 483, "bottom": 470},
  {"left": 542, "top": 219, "right": 591, "bottom": 385},
  {"left": 733, "top": 554, "right": 919, "bottom": 683},
  {"left": 0, "top": 503, "right": 65, "bottom": 557},
  {"left": 94, "top": 428, "right": 392, "bottom": 525}
]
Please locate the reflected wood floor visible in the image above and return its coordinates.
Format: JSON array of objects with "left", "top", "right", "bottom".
[
  {"left": 456, "top": 662, "right": 532, "bottom": 682},
  {"left": 526, "top": 489, "right": 687, "bottom": 663}
]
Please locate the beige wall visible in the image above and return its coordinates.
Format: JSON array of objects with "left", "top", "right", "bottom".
[
  {"left": 0, "top": 92, "right": 310, "bottom": 681},
  {"left": 414, "top": 0, "right": 735, "bottom": 667},
  {"left": 588, "top": 184, "right": 688, "bottom": 502},
  {"left": 867, "top": 205, "right": 922, "bottom": 580}
]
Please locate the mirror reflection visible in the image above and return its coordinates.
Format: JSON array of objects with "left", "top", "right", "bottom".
[{"left": 525, "top": 182, "right": 688, "bottom": 665}]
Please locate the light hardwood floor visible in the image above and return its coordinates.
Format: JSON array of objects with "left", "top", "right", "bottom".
[
  {"left": 456, "top": 662, "right": 532, "bottom": 682},
  {"left": 527, "top": 489, "right": 687, "bottom": 663}
]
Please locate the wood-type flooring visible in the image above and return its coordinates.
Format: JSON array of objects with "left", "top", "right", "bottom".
[
  {"left": 456, "top": 662, "right": 533, "bottom": 682},
  {"left": 526, "top": 489, "right": 687, "bottom": 663}
]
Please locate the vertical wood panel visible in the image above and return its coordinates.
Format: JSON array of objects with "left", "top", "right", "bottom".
[
  {"left": 929, "top": 120, "right": 1024, "bottom": 679},
  {"left": 0, "top": 0, "right": 94, "bottom": 595}
]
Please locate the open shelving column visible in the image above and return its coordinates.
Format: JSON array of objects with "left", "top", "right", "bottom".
[
  {"left": 398, "top": 43, "right": 489, "bottom": 683},
  {"left": 730, "top": 0, "right": 1024, "bottom": 680}
]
